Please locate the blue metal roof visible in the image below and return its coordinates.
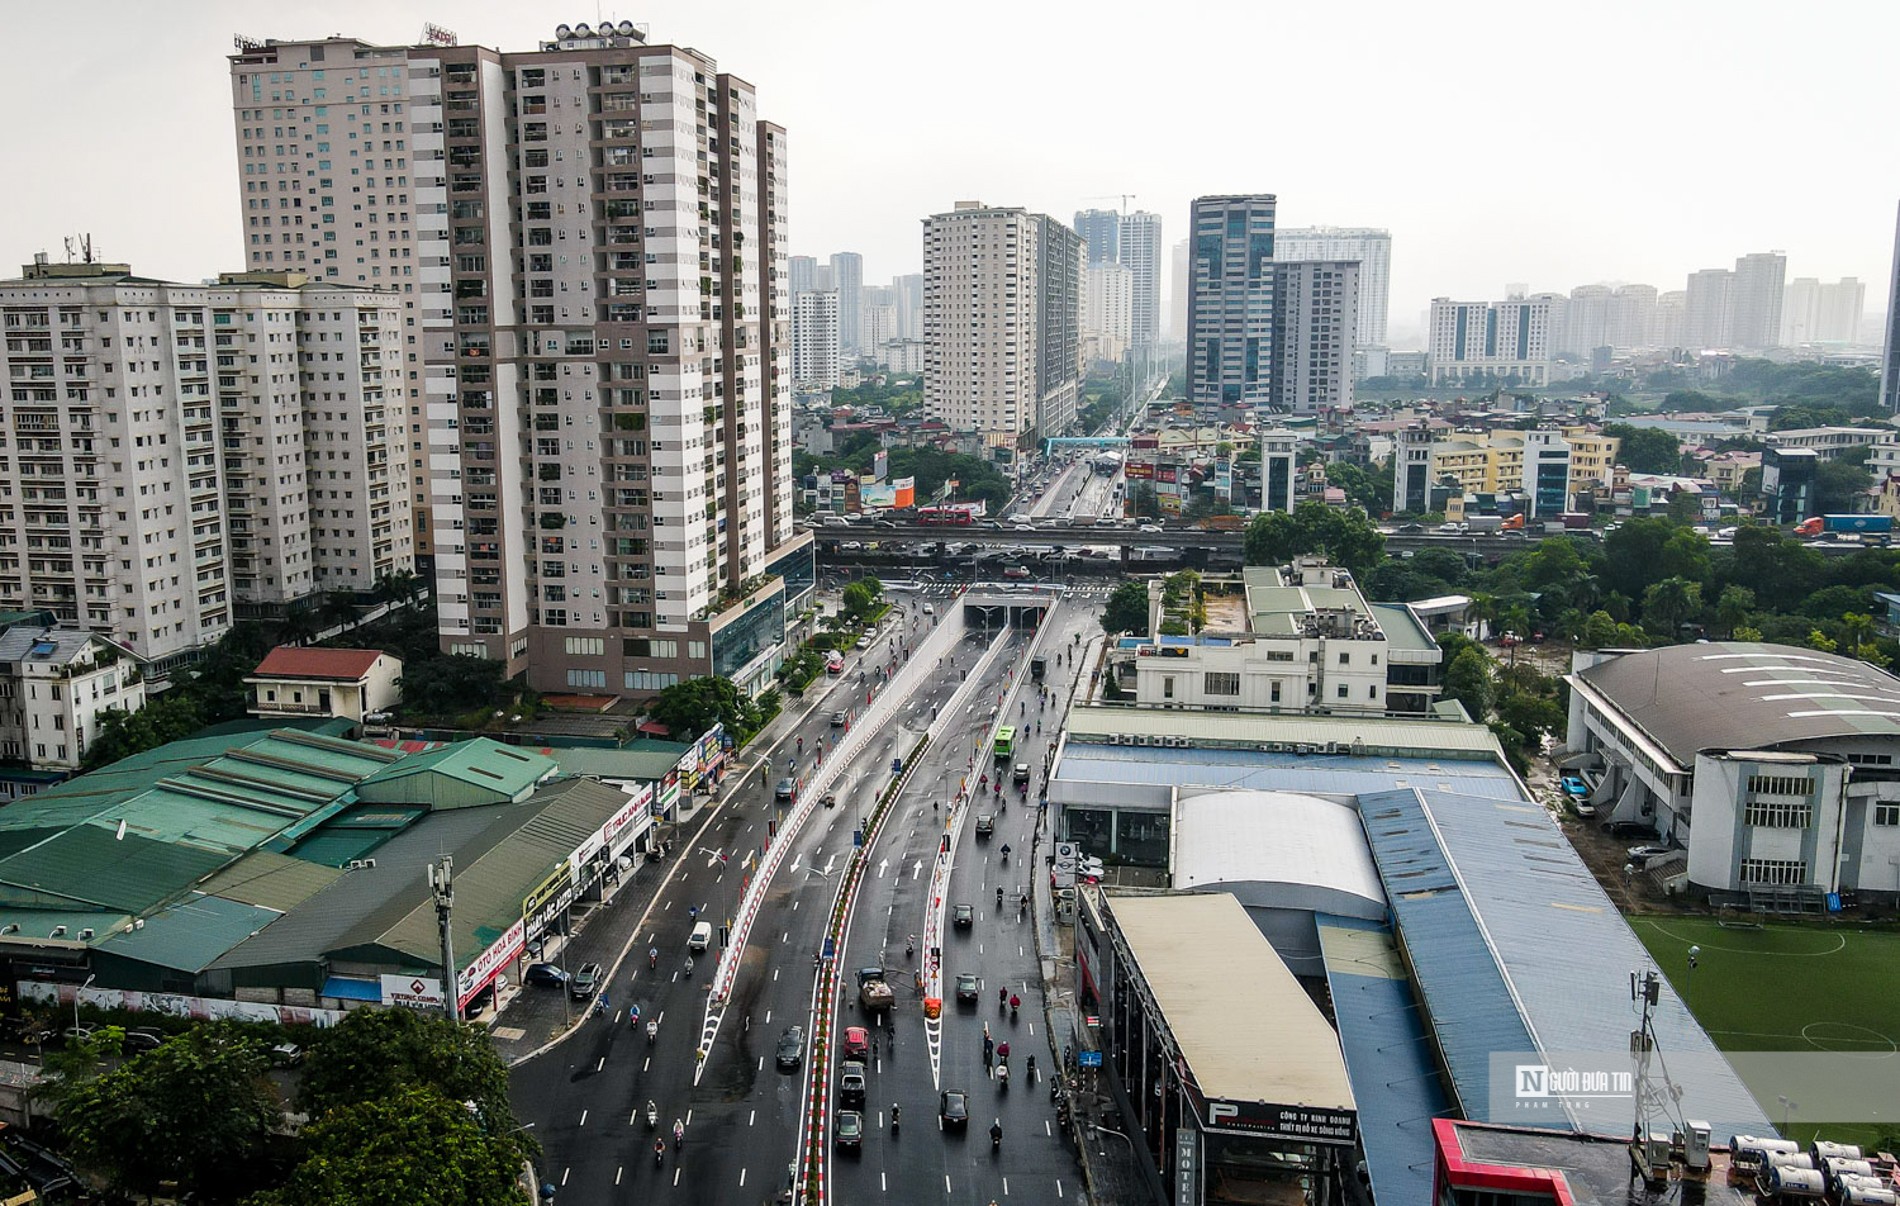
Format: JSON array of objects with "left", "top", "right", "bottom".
[
  {"left": 1319, "top": 915, "right": 1452, "bottom": 1206},
  {"left": 1057, "top": 748, "right": 1520, "bottom": 800},
  {"left": 320, "top": 976, "right": 381, "bottom": 1001},
  {"left": 1358, "top": 788, "right": 1543, "bottom": 1127}
]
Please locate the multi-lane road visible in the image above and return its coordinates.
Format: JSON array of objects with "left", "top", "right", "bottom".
[{"left": 512, "top": 587, "right": 1100, "bottom": 1205}]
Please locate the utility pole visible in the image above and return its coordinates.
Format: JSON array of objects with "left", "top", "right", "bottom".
[{"left": 430, "top": 855, "right": 461, "bottom": 1022}]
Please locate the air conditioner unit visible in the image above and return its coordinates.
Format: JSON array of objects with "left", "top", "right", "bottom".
[
  {"left": 1266, "top": 741, "right": 1287, "bottom": 753},
  {"left": 1107, "top": 734, "right": 1124, "bottom": 746}
]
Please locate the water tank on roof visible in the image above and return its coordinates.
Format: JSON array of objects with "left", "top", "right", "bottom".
[{"left": 1768, "top": 1168, "right": 1826, "bottom": 1198}]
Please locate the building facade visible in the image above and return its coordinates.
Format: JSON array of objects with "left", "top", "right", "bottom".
[
  {"left": 1426, "top": 296, "right": 1556, "bottom": 385},
  {"left": 1269, "top": 260, "right": 1357, "bottom": 415},
  {"left": 228, "top": 37, "right": 434, "bottom": 569},
  {"left": 1729, "top": 251, "right": 1787, "bottom": 352},
  {"left": 1036, "top": 217, "right": 1086, "bottom": 438},
  {"left": 829, "top": 252, "right": 863, "bottom": 356},
  {"left": 406, "top": 24, "right": 799, "bottom": 697},
  {"left": 0, "top": 260, "right": 411, "bottom": 666},
  {"left": 1684, "top": 267, "right": 1735, "bottom": 350},
  {"left": 1885, "top": 201, "right": 1900, "bottom": 412},
  {"left": 1073, "top": 208, "right": 1120, "bottom": 265},
  {"left": 0, "top": 627, "right": 146, "bottom": 774},
  {"left": 793, "top": 290, "right": 841, "bottom": 391},
  {"left": 1187, "top": 195, "right": 1277, "bottom": 406},
  {"left": 788, "top": 255, "right": 818, "bottom": 300},
  {"left": 1273, "top": 226, "right": 1390, "bottom": 349},
  {"left": 1169, "top": 237, "right": 1190, "bottom": 344},
  {"left": 1086, "top": 262, "right": 1133, "bottom": 364},
  {"left": 1121, "top": 211, "right": 1164, "bottom": 355}
]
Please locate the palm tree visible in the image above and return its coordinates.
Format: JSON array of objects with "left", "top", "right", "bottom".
[
  {"left": 1641, "top": 577, "right": 1703, "bottom": 643},
  {"left": 1841, "top": 612, "right": 1877, "bottom": 663},
  {"left": 1715, "top": 585, "right": 1756, "bottom": 640},
  {"left": 320, "top": 589, "right": 359, "bottom": 631},
  {"left": 1568, "top": 572, "right": 1602, "bottom": 615}
]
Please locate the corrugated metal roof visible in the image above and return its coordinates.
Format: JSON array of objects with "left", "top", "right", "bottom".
[
  {"left": 196, "top": 852, "right": 344, "bottom": 913},
  {"left": 543, "top": 743, "right": 694, "bottom": 782},
  {"left": 1057, "top": 746, "right": 1520, "bottom": 801},
  {"left": 1062, "top": 705, "right": 1503, "bottom": 757},
  {"left": 1358, "top": 788, "right": 1541, "bottom": 1124},
  {"left": 1319, "top": 917, "right": 1450, "bottom": 1206},
  {"left": 1369, "top": 603, "right": 1440, "bottom": 655},
  {"left": 356, "top": 739, "right": 556, "bottom": 809},
  {"left": 1416, "top": 788, "right": 1774, "bottom": 1140},
  {"left": 97, "top": 892, "right": 281, "bottom": 973},
  {"left": 1173, "top": 791, "right": 1386, "bottom": 909},
  {"left": 1109, "top": 893, "right": 1355, "bottom": 1111},
  {"left": 1574, "top": 642, "right": 1900, "bottom": 764},
  {"left": 0, "top": 825, "right": 231, "bottom": 914},
  {"left": 250, "top": 646, "right": 388, "bottom": 681}
]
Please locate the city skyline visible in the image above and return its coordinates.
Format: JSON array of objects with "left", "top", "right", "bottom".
[{"left": 2, "top": 0, "right": 1895, "bottom": 348}]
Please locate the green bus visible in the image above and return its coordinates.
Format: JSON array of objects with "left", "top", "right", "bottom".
[{"left": 992, "top": 726, "right": 1016, "bottom": 759}]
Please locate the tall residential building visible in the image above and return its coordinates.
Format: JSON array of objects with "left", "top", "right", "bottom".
[
  {"left": 1655, "top": 290, "right": 1688, "bottom": 349},
  {"left": 1269, "top": 260, "right": 1358, "bottom": 415},
  {"left": 1073, "top": 209, "right": 1120, "bottom": 265},
  {"left": 793, "top": 290, "right": 840, "bottom": 390},
  {"left": 1036, "top": 218, "right": 1086, "bottom": 438},
  {"left": 1561, "top": 284, "right": 1613, "bottom": 357},
  {"left": 0, "top": 259, "right": 411, "bottom": 666},
  {"left": 923, "top": 201, "right": 1083, "bottom": 450},
  {"left": 788, "top": 255, "right": 818, "bottom": 299},
  {"left": 892, "top": 274, "right": 924, "bottom": 342},
  {"left": 1085, "top": 262, "right": 1133, "bottom": 363},
  {"left": 1785, "top": 277, "right": 1866, "bottom": 344},
  {"left": 1121, "top": 211, "right": 1163, "bottom": 354},
  {"left": 1609, "top": 284, "right": 1658, "bottom": 349},
  {"left": 228, "top": 37, "right": 434, "bottom": 569},
  {"left": 1426, "top": 296, "right": 1556, "bottom": 385},
  {"left": 860, "top": 286, "right": 896, "bottom": 362},
  {"left": 830, "top": 252, "right": 863, "bottom": 355},
  {"left": 1169, "top": 238, "right": 1190, "bottom": 344},
  {"left": 1273, "top": 226, "right": 1391, "bottom": 348},
  {"left": 1258, "top": 429, "right": 1298, "bottom": 513},
  {"left": 1684, "top": 268, "right": 1735, "bottom": 350},
  {"left": 371, "top": 23, "right": 802, "bottom": 699},
  {"left": 1730, "top": 252, "right": 1787, "bottom": 351},
  {"left": 1187, "top": 195, "right": 1278, "bottom": 405},
  {"left": 1885, "top": 202, "right": 1900, "bottom": 412}
]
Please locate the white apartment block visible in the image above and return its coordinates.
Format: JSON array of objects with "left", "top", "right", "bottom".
[
  {"left": 793, "top": 290, "right": 841, "bottom": 391},
  {"left": 0, "top": 627, "right": 146, "bottom": 773},
  {"left": 924, "top": 202, "right": 1049, "bottom": 448},
  {"left": 1427, "top": 296, "right": 1555, "bottom": 385},
  {"left": 1270, "top": 260, "right": 1357, "bottom": 414},
  {"left": 1120, "top": 211, "right": 1163, "bottom": 354},
  {"left": 408, "top": 24, "right": 803, "bottom": 699},
  {"left": 1272, "top": 226, "right": 1391, "bottom": 348},
  {"left": 0, "top": 260, "right": 411, "bottom": 667},
  {"left": 1086, "top": 262, "right": 1132, "bottom": 364},
  {"left": 880, "top": 339, "right": 926, "bottom": 375},
  {"left": 229, "top": 37, "right": 434, "bottom": 565}
]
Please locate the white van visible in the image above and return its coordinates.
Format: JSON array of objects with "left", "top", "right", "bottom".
[{"left": 688, "top": 921, "right": 713, "bottom": 952}]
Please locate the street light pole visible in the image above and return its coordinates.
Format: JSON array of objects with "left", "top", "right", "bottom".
[
  {"left": 429, "top": 856, "right": 462, "bottom": 1022},
  {"left": 74, "top": 973, "right": 95, "bottom": 1034}
]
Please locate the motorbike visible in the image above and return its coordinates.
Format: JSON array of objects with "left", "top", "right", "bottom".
[
  {"left": 997, "top": 1062, "right": 1010, "bottom": 1091},
  {"left": 991, "top": 1123, "right": 1004, "bottom": 1150},
  {"left": 653, "top": 1140, "right": 665, "bottom": 1168},
  {"left": 646, "top": 1103, "right": 659, "bottom": 1131},
  {"left": 891, "top": 1105, "right": 901, "bottom": 1136},
  {"left": 646, "top": 1019, "right": 659, "bottom": 1045}
]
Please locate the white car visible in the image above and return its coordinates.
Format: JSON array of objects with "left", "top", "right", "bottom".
[{"left": 1138, "top": 522, "right": 1163, "bottom": 533}]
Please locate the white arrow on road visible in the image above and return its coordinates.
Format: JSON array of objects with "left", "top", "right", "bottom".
[
  {"left": 877, "top": 857, "right": 889, "bottom": 878},
  {"left": 822, "top": 853, "right": 836, "bottom": 877}
]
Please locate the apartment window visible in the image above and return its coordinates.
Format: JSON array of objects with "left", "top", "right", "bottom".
[
  {"left": 1203, "top": 672, "right": 1239, "bottom": 697},
  {"left": 563, "top": 636, "right": 605, "bottom": 656},
  {"left": 1743, "top": 801, "right": 1812, "bottom": 829},
  {"left": 1338, "top": 652, "right": 1350, "bottom": 666},
  {"left": 1873, "top": 803, "right": 1900, "bottom": 827},
  {"left": 1161, "top": 676, "right": 1174, "bottom": 700},
  {"left": 1270, "top": 682, "right": 1282, "bottom": 704},
  {"left": 1337, "top": 683, "right": 1348, "bottom": 699},
  {"left": 1746, "top": 774, "right": 1811, "bottom": 797},
  {"left": 1739, "top": 858, "right": 1806, "bottom": 886},
  {"left": 566, "top": 668, "right": 607, "bottom": 688}
]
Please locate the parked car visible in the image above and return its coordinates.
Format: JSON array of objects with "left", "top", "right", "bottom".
[
  {"left": 61, "top": 1023, "right": 99, "bottom": 1046},
  {"left": 776, "top": 1026, "right": 806, "bottom": 1071},
  {"left": 570, "top": 961, "right": 604, "bottom": 999},
  {"left": 955, "top": 973, "right": 980, "bottom": 1003},
  {"left": 939, "top": 1089, "right": 970, "bottom": 1130},
  {"left": 524, "top": 962, "right": 570, "bottom": 989},
  {"left": 123, "top": 1026, "right": 168, "bottom": 1054},
  {"left": 1627, "top": 844, "right": 1675, "bottom": 869},
  {"left": 1559, "top": 774, "right": 1588, "bottom": 796},
  {"left": 855, "top": 634, "right": 873, "bottom": 650},
  {"left": 1001, "top": 564, "right": 1031, "bottom": 580},
  {"left": 270, "top": 1041, "right": 306, "bottom": 1068},
  {"left": 953, "top": 903, "right": 975, "bottom": 928},
  {"left": 834, "top": 1109, "right": 864, "bottom": 1152}
]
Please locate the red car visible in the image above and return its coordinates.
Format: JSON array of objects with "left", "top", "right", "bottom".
[{"left": 842, "top": 1026, "right": 871, "bottom": 1060}]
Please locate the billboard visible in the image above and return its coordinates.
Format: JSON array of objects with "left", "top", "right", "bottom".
[
  {"left": 891, "top": 476, "right": 915, "bottom": 508},
  {"left": 381, "top": 974, "right": 446, "bottom": 1011},
  {"left": 1124, "top": 460, "right": 1155, "bottom": 481},
  {"left": 860, "top": 478, "right": 916, "bottom": 509},
  {"left": 872, "top": 449, "right": 889, "bottom": 483}
]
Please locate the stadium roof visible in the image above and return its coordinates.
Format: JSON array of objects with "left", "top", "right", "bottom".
[
  {"left": 1173, "top": 790, "right": 1385, "bottom": 914},
  {"left": 1573, "top": 642, "right": 1900, "bottom": 766},
  {"left": 1109, "top": 893, "right": 1354, "bottom": 1111}
]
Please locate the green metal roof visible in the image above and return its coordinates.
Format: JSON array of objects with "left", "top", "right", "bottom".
[
  {"left": 195, "top": 852, "right": 344, "bottom": 913},
  {"left": 355, "top": 739, "right": 556, "bottom": 809},
  {"left": 1369, "top": 603, "right": 1441, "bottom": 656},
  {"left": 544, "top": 743, "right": 693, "bottom": 782},
  {"left": 97, "top": 892, "right": 282, "bottom": 973}
]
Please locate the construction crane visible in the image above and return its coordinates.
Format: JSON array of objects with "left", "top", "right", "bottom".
[{"left": 1080, "top": 193, "right": 1137, "bottom": 215}]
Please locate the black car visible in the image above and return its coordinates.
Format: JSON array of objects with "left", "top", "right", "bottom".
[
  {"left": 835, "top": 1109, "right": 864, "bottom": 1151},
  {"left": 775, "top": 778, "right": 797, "bottom": 803},
  {"left": 838, "top": 1060, "right": 866, "bottom": 1108},
  {"left": 955, "top": 972, "right": 980, "bottom": 1003},
  {"left": 974, "top": 814, "right": 994, "bottom": 839},
  {"left": 939, "top": 1089, "right": 970, "bottom": 1130},
  {"left": 569, "top": 961, "right": 604, "bottom": 999},
  {"left": 524, "top": 962, "right": 569, "bottom": 989},
  {"left": 776, "top": 1026, "right": 806, "bottom": 1071},
  {"left": 952, "top": 903, "right": 974, "bottom": 928}
]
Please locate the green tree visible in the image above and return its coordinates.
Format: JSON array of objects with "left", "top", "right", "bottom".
[
  {"left": 840, "top": 577, "right": 884, "bottom": 622},
  {"left": 1714, "top": 585, "right": 1756, "bottom": 638},
  {"left": 1732, "top": 625, "right": 1764, "bottom": 642},
  {"left": 60, "top": 1023, "right": 280, "bottom": 1201},
  {"left": 1641, "top": 577, "right": 1703, "bottom": 641},
  {"left": 648, "top": 675, "right": 762, "bottom": 743},
  {"left": 1841, "top": 612, "right": 1879, "bottom": 663},
  {"left": 1604, "top": 423, "right": 1683, "bottom": 474},
  {"left": 255, "top": 1084, "right": 524, "bottom": 1206},
  {"left": 1808, "top": 628, "right": 1838, "bottom": 653},
  {"left": 1580, "top": 609, "right": 1619, "bottom": 649},
  {"left": 1727, "top": 523, "right": 1827, "bottom": 613},
  {"left": 1666, "top": 490, "right": 1703, "bottom": 526},
  {"left": 1102, "top": 581, "right": 1150, "bottom": 636},
  {"left": 396, "top": 654, "right": 507, "bottom": 721},
  {"left": 298, "top": 1008, "right": 521, "bottom": 1153},
  {"left": 1242, "top": 502, "right": 1386, "bottom": 579},
  {"left": 1814, "top": 457, "right": 1875, "bottom": 514},
  {"left": 1497, "top": 690, "right": 1566, "bottom": 747},
  {"left": 1443, "top": 647, "right": 1493, "bottom": 723}
]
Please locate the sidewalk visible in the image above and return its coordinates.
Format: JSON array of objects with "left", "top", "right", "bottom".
[{"left": 486, "top": 678, "right": 828, "bottom": 1065}]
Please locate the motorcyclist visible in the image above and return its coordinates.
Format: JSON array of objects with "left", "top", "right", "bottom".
[
  {"left": 996, "top": 886, "right": 1004, "bottom": 908},
  {"left": 627, "top": 1002, "right": 639, "bottom": 1025},
  {"left": 991, "top": 1119, "right": 1004, "bottom": 1147},
  {"left": 654, "top": 1136, "right": 666, "bottom": 1166},
  {"left": 1010, "top": 993, "right": 1021, "bottom": 1017},
  {"left": 673, "top": 1119, "right": 685, "bottom": 1149},
  {"left": 647, "top": 1019, "right": 659, "bottom": 1043},
  {"left": 998, "top": 985, "right": 1008, "bottom": 1008},
  {"left": 649, "top": 947, "right": 659, "bottom": 970},
  {"left": 1000, "top": 842, "right": 1011, "bottom": 863},
  {"left": 646, "top": 1100, "right": 658, "bottom": 1128},
  {"left": 891, "top": 1104, "right": 901, "bottom": 1133}
]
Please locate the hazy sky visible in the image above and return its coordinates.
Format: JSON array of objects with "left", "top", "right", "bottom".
[{"left": 4, "top": 0, "right": 1895, "bottom": 345}]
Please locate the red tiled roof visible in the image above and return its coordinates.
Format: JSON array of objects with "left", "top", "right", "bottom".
[{"left": 251, "top": 645, "right": 388, "bottom": 681}]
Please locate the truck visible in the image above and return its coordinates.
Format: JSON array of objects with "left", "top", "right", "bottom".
[
  {"left": 1795, "top": 514, "right": 1893, "bottom": 539},
  {"left": 1465, "top": 515, "right": 1503, "bottom": 534},
  {"left": 857, "top": 966, "right": 893, "bottom": 1014},
  {"left": 1500, "top": 512, "right": 1526, "bottom": 532}
]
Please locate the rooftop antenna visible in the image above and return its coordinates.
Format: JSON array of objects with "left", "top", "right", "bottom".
[{"left": 62, "top": 234, "right": 96, "bottom": 265}]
